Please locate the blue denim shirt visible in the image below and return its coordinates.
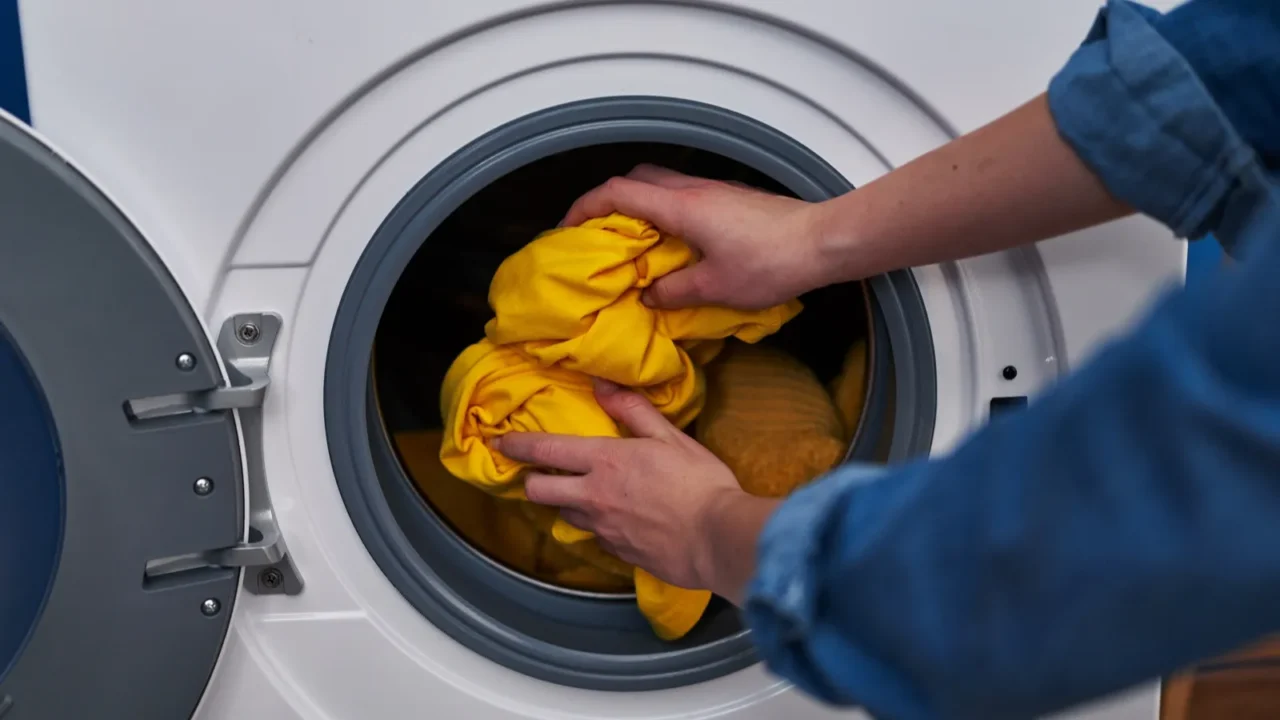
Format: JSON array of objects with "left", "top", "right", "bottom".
[{"left": 743, "top": 2, "right": 1280, "bottom": 718}]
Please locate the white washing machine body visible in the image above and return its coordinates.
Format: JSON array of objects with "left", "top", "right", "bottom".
[{"left": 1, "top": 1, "right": 1184, "bottom": 719}]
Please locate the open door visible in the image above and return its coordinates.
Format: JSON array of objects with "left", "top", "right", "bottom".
[{"left": 0, "top": 112, "right": 247, "bottom": 719}]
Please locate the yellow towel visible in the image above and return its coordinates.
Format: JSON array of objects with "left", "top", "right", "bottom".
[
  {"left": 395, "top": 429, "right": 633, "bottom": 594},
  {"left": 439, "top": 213, "right": 802, "bottom": 640},
  {"left": 696, "top": 343, "right": 847, "bottom": 499}
]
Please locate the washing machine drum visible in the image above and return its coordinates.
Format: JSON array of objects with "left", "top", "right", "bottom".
[{"left": 325, "top": 101, "right": 939, "bottom": 692}]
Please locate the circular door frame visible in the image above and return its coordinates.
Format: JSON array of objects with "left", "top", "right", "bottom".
[
  {"left": 325, "top": 96, "right": 937, "bottom": 691},
  {"left": 0, "top": 114, "right": 245, "bottom": 719}
]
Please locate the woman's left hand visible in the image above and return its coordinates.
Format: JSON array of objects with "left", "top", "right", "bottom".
[{"left": 494, "top": 379, "right": 777, "bottom": 600}]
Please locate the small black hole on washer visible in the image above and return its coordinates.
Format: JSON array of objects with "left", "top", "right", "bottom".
[{"left": 1001, "top": 365, "right": 1018, "bottom": 381}]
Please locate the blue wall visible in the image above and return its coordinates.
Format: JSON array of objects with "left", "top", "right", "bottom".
[{"left": 0, "top": 0, "right": 28, "bottom": 123}]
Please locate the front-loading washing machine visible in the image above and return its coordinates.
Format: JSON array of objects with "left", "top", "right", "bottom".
[{"left": 0, "top": 1, "right": 1187, "bottom": 718}]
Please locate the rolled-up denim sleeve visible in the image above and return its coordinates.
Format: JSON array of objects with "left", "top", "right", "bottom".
[
  {"left": 1047, "top": 0, "right": 1277, "bottom": 249},
  {"left": 744, "top": 3, "right": 1280, "bottom": 718},
  {"left": 745, "top": 193, "right": 1280, "bottom": 719}
]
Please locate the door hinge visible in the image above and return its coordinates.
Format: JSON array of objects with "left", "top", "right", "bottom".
[{"left": 137, "top": 312, "right": 303, "bottom": 596}]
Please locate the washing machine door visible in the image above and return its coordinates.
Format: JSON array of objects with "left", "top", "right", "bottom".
[{"left": 0, "top": 112, "right": 248, "bottom": 719}]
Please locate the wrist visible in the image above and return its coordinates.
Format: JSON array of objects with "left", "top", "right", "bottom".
[
  {"left": 695, "top": 489, "right": 781, "bottom": 605},
  {"left": 805, "top": 195, "right": 870, "bottom": 287}
]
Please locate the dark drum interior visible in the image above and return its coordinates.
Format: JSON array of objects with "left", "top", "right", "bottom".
[{"left": 375, "top": 143, "right": 870, "bottom": 437}]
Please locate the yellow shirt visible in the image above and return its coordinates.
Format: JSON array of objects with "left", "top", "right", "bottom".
[{"left": 439, "top": 213, "right": 801, "bottom": 640}]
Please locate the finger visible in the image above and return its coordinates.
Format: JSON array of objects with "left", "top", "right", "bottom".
[
  {"left": 559, "top": 177, "right": 684, "bottom": 232},
  {"left": 593, "top": 379, "right": 679, "bottom": 440},
  {"left": 641, "top": 265, "right": 717, "bottom": 309},
  {"left": 594, "top": 536, "right": 623, "bottom": 558},
  {"left": 494, "top": 432, "right": 609, "bottom": 474},
  {"left": 557, "top": 508, "right": 594, "bottom": 531},
  {"left": 627, "top": 166, "right": 761, "bottom": 194},
  {"left": 524, "top": 471, "right": 590, "bottom": 508},
  {"left": 724, "top": 179, "right": 769, "bottom": 194},
  {"left": 625, "top": 163, "right": 709, "bottom": 190}
]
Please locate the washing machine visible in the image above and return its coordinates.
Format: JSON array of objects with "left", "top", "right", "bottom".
[{"left": 0, "top": 0, "right": 1188, "bottom": 718}]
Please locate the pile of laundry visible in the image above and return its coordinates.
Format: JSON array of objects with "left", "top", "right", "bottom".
[{"left": 394, "top": 213, "right": 867, "bottom": 641}]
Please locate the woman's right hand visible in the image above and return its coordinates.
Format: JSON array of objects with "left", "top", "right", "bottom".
[{"left": 561, "top": 164, "right": 838, "bottom": 310}]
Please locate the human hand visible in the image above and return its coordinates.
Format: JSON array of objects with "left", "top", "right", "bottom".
[
  {"left": 493, "top": 379, "right": 779, "bottom": 601},
  {"left": 560, "top": 164, "right": 836, "bottom": 311}
]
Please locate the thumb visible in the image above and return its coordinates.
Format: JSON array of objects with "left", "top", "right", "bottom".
[
  {"left": 642, "top": 266, "right": 715, "bottom": 309},
  {"left": 593, "top": 378, "right": 677, "bottom": 440}
]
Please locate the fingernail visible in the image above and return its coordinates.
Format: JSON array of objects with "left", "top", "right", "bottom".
[
  {"left": 640, "top": 290, "right": 656, "bottom": 308},
  {"left": 490, "top": 436, "right": 503, "bottom": 451},
  {"left": 593, "top": 377, "right": 621, "bottom": 395}
]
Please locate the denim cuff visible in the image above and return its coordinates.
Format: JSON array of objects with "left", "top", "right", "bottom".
[
  {"left": 1048, "top": 0, "right": 1265, "bottom": 248},
  {"left": 743, "top": 463, "right": 889, "bottom": 702}
]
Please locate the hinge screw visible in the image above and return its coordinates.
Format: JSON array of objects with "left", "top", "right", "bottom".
[
  {"left": 176, "top": 352, "right": 197, "bottom": 371},
  {"left": 200, "top": 598, "right": 221, "bottom": 617},
  {"left": 193, "top": 477, "right": 214, "bottom": 496},
  {"left": 236, "top": 322, "right": 261, "bottom": 345},
  {"left": 259, "top": 568, "right": 284, "bottom": 590}
]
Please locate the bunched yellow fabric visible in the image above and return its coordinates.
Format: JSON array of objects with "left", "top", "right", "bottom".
[
  {"left": 395, "top": 429, "right": 634, "bottom": 594},
  {"left": 830, "top": 338, "right": 870, "bottom": 443},
  {"left": 439, "top": 213, "right": 802, "bottom": 640}
]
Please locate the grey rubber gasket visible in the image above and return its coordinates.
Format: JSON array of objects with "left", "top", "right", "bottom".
[
  {"left": 0, "top": 119, "right": 244, "bottom": 718},
  {"left": 325, "top": 96, "right": 936, "bottom": 691}
]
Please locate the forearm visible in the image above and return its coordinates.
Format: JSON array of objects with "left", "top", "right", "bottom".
[
  {"left": 811, "top": 0, "right": 1280, "bottom": 284},
  {"left": 810, "top": 94, "right": 1131, "bottom": 283}
]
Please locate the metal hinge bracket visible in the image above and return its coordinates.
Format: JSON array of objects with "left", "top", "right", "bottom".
[{"left": 136, "top": 313, "right": 303, "bottom": 595}]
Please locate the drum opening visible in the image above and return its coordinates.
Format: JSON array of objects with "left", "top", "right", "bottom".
[{"left": 324, "top": 97, "right": 936, "bottom": 690}]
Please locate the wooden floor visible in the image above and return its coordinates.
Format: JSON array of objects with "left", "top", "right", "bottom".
[{"left": 1161, "top": 638, "right": 1280, "bottom": 720}]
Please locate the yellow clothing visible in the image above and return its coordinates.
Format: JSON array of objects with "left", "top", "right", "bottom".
[
  {"left": 830, "top": 338, "right": 870, "bottom": 443},
  {"left": 484, "top": 213, "right": 800, "bottom": 390},
  {"left": 439, "top": 340, "right": 616, "bottom": 501},
  {"left": 395, "top": 429, "right": 632, "bottom": 594},
  {"left": 519, "top": 503, "right": 710, "bottom": 640},
  {"left": 696, "top": 343, "right": 848, "bottom": 498},
  {"left": 439, "top": 213, "right": 800, "bottom": 640}
]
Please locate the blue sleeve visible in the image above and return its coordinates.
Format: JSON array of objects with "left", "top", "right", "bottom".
[
  {"left": 743, "top": 2, "right": 1280, "bottom": 718},
  {"left": 1046, "top": 0, "right": 1278, "bottom": 249},
  {"left": 746, "top": 193, "right": 1280, "bottom": 720},
  {"left": 1155, "top": 0, "right": 1280, "bottom": 170}
]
